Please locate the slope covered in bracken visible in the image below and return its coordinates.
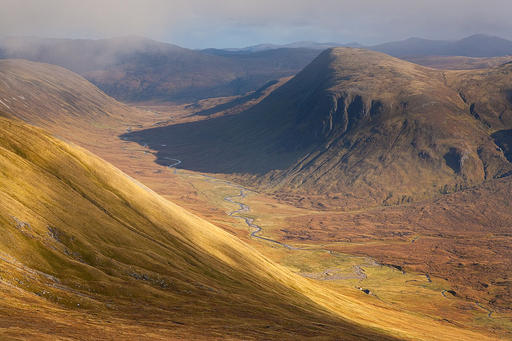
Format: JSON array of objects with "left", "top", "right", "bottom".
[
  {"left": 0, "top": 116, "right": 496, "bottom": 340},
  {"left": 0, "top": 116, "right": 384, "bottom": 340}
]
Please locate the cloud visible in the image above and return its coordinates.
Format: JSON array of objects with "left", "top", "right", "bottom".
[{"left": 0, "top": 0, "right": 510, "bottom": 48}]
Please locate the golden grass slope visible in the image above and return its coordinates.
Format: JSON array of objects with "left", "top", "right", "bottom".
[
  {"left": 0, "top": 115, "right": 377, "bottom": 340},
  {"left": 0, "top": 58, "right": 504, "bottom": 339},
  {"left": 0, "top": 59, "right": 146, "bottom": 130},
  {"left": 0, "top": 116, "right": 500, "bottom": 340}
]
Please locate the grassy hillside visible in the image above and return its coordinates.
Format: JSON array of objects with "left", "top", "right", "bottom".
[
  {"left": 0, "top": 116, "right": 498, "bottom": 340},
  {"left": 0, "top": 53, "right": 506, "bottom": 340},
  {"left": 0, "top": 116, "right": 383, "bottom": 339},
  {"left": 0, "top": 59, "right": 144, "bottom": 127}
]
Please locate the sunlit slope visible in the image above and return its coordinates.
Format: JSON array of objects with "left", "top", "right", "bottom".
[
  {"left": 0, "top": 116, "right": 381, "bottom": 339},
  {"left": 0, "top": 59, "right": 144, "bottom": 130},
  {"left": 0, "top": 117, "right": 497, "bottom": 340}
]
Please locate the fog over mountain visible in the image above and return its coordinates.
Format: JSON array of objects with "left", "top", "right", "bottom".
[{"left": 2, "top": 0, "right": 512, "bottom": 48}]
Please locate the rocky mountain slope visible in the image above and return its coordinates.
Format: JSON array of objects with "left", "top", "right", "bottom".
[{"left": 125, "top": 48, "right": 512, "bottom": 204}]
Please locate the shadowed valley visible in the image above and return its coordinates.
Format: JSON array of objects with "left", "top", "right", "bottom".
[{"left": 124, "top": 48, "right": 512, "bottom": 204}]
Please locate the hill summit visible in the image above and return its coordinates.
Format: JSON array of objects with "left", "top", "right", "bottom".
[{"left": 126, "top": 48, "right": 512, "bottom": 204}]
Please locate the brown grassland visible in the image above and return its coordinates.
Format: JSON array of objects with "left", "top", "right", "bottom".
[{"left": 0, "top": 57, "right": 511, "bottom": 339}]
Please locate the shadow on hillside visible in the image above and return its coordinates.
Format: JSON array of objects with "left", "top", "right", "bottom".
[
  {"left": 193, "top": 80, "right": 278, "bottom": 116},
  {"left": 492, "top": 129, "right": 512, "bottom": 162},
  {"left": 120, "top": 113, "right": 302, "bottom": 175}
]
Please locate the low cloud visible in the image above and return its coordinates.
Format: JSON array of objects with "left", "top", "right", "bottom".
[{"left": 1, "top": 0, "right": 511, "bottom": 48}]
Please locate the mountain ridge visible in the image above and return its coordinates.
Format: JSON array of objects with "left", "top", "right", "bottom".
[
  {"left": 0, "top": 36, "right": 321, "bottom": 102},
  {"left": 369, "top": 34, "right": 512, "bottom": 57},
  {"left": 2, "top": 34, "right": 512, "bottom": 104},
  {"left": 206, "top": 34, "right": 512, "bottom": 58}
]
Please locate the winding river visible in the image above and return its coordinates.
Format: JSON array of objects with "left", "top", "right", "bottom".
[{"left": 159, "top": 154, "right": 495, "bottom": 316}]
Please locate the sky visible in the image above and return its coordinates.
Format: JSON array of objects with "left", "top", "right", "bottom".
[{"left": 1, "top": 0, "right": 511, "bottom": 49}]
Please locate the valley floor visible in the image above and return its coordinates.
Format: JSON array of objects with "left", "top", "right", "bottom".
[{"left": 49, "top": 100, "right": 512, "bottom": 340}]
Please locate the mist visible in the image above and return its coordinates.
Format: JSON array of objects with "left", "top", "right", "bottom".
[{"left": 1, "top": 0, "right": 511, "bottom": 48}]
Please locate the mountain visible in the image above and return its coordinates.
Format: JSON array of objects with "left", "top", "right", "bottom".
[
  {"left": 216, "top": 41, "right": 362, "bottom": 52},
  {"left": 124, "top": 48, "right": 512, "bottom": 205},
  {"left": 215, "top": 34, "right": 512, "bottom": 58},
  {"left": 0, "top": 36, "right": 320, "bottom": 102},
  {"left": 370, "top": 34, "right": 512, "bottom": 57},
  {"left": 0, "top": 59, "right": 142, "bottom": 128},
  {"left": 0, "top": 60, "right": 488, "bottom": 340},
  {"left": 4, "top": 34, "right": 511, "bottom": 104}
]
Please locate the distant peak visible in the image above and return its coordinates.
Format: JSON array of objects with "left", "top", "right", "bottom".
[
  {"left": 463, "top": 33, "right": 496, "bottom": 39},
  {"left": 459, "top": 33, "right": 510, "bottom": 42},
  {"left": 405, "top": 37, "right": 429, "bottom": 41}
]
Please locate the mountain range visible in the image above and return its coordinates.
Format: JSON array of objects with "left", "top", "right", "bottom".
[
  {"left": 1, "top": 34, "right": 512, "bottom": 105},
  {"left": 214, "top": 40, "right": 362, "bottom": 52},
  {"left": 0, "top": 36, "right": 320, "bottom": 102},
  {"left": 233, "top": 34, "right": 512, "bottom": 58},
  {"left": 370, "top": 34, "right": 512, "bottom": 57}
]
